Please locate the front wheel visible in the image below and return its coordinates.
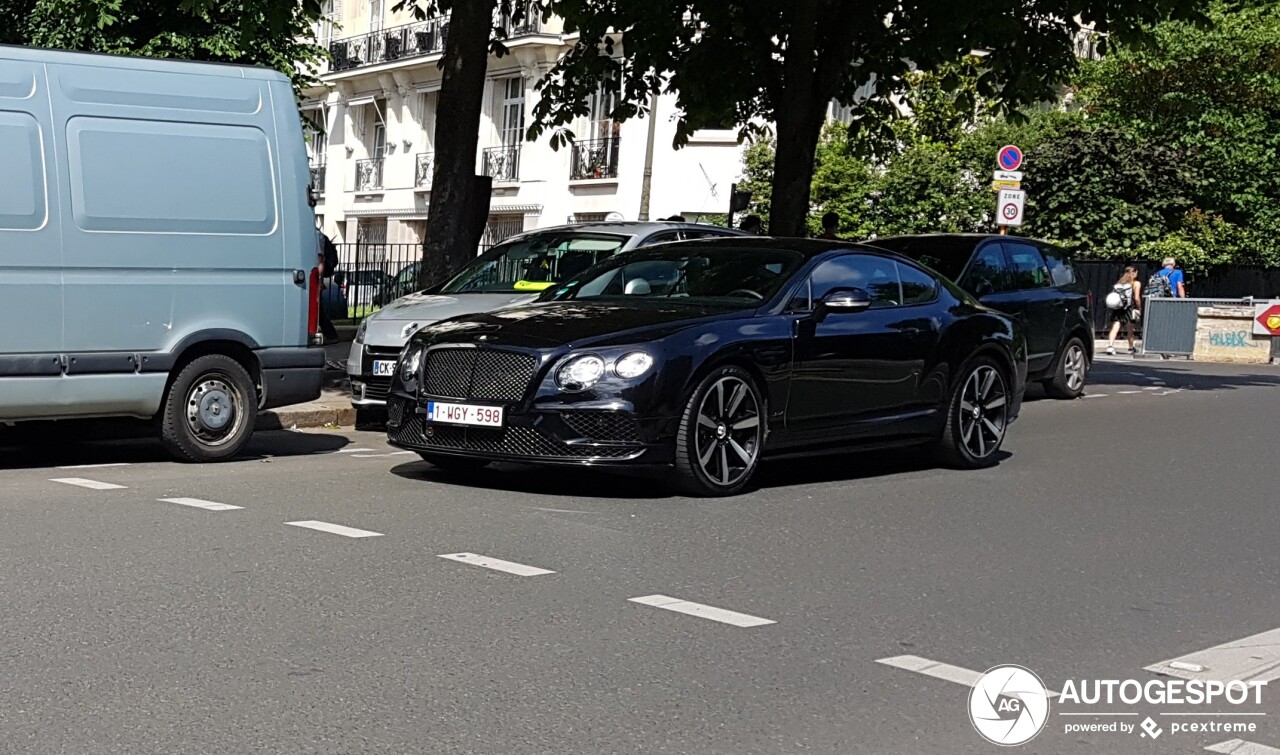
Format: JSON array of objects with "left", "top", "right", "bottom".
[
  {"left": 1043, "top": 338, "right": 1088, "bottom": 399},
  {"left": 672, "top": 366, "right": 766, "bottom": 497},
  {"left": 160, "top": 354, "right": 257, "bottom": 462},
  {"left": 934, "top": 356, "right": 1010, "bottom": 470}
]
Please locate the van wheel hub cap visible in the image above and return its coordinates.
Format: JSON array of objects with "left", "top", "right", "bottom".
[{"left": 188, "top": 378, "right": 238, "bottom": 437}]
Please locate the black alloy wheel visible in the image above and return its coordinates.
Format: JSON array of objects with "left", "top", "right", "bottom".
[{"left": 673, "top": 365, "right": 765, "bottom": 496}]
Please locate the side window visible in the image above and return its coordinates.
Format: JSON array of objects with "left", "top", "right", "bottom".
[
  {"left": 960, "top": 244, "right": 1011, "bottom": 297},
  {"left": 809, "top": 254, "right": 902, "bottom": 309},
  {"left": 1040, "top": 245, "right": 1076, "bottom": 288},
  {"left": 896, "top": 262, "right": 938, "bottom": 306},
  {"left": 680, "top": 229, "right": 729, "bottom": 240},
  {"left": 1004, "top": 242, "right": 1052, "bottom": 290},
  {"left": 640, "top": 230, "right": 681, "bottom": 246}
]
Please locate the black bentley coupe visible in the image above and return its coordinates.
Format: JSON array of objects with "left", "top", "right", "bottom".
[{"left": 386, "top": 238, "right": 1027, "bottom": 496}]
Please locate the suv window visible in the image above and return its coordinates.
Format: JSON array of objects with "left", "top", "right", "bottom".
[
  {"left": 808, "top": 254, "right": 902, "bottom": 309},
  {"left": 1040, "top": 245, "right": 1076, "bottom": 287},
  {"left": 680, "top": 229, "right": 730, "bottom": 240},
  {"left": 960, "top": 243, "right": 1012, "bottom": 297},
  {"left": 641, "top": 230, "right": 682, "bottom": 245},
  {"left": 1003, "top": 242, "right": 1052, "bottom": 290}
]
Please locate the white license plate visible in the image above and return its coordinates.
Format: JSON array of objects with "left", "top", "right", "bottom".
[
  {"left": 426, "top": 401, "right": 505, "bottom": 428},
  {"left": 372, "top": 360, "right": 396, "bottom": 377}
]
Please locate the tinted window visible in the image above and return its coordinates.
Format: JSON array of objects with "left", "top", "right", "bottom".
[
  {"left": 897, "top": 262, "right": 938, "bottom": 306},
  {"left": 869, "top": 237, "right": 976, "bottom": 281},
  {"left": 439, "top": 232, "right": 628, "bottom": 294},
  {"left": 1004, "top": 242, "right": 1052, "bottom": 290},
  {"left": 552, "top": 246, "right": 805, "bottom": 305},
  {"left": 642, "top": 230, "right": 681, "bottom": 245},
  {"left": 681, "top": 229, "right": 730, "bottom": 240},
  {"left": 810, "top": 254, "right": 901, "bottom": 309},
  {"left": 960, "top": 244, "right": 1011, "bottom": 296},
  {"left": 1040, "top": 245, "right": 1076, "bottom": 287}
]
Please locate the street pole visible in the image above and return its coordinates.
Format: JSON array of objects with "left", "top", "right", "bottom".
[{"left": 637, "top": 93, "right": 659, "bottom": 221}]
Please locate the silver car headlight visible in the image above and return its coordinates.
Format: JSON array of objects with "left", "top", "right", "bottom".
[
  {"left": 355, "top": 319, "right": 369, "bottom": 344},
  {"left": 399, "top": 344, "right": 424, "bottom": 383},
  {"left": 556, "top": 354, "right": 606, "bottom": 392},
  {"left": 613, "top": 351, "right": 654, "bottom": 379}
]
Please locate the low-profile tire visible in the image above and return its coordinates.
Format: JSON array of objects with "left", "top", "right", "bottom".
[
  {"left": 354, "top": 406, "right": 386, "bottom": 430},
  {"left": 1042, "top": 337, "right": 1088, "bottom": 399},
  {"left": 160, "top": 354, "right": 257, "bottom": 463},
  {"left": 934, "top": 355, "right": 1010, "bottom": 470},
  {"left": 672, "top": 365, "right": 766, "bottom": 497},
  {"left": 418, "top": 453, "right": 490, "bottom": 473}
]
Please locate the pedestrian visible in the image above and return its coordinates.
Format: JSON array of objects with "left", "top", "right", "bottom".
[
  {"left": 1104, "top": 266, "right": 1141, "bottom": 356},
  {"left": 818, "top": 211, "right": 839, "bottom": 240},
  {"left": 739, "top": 215, "right": 763, "bottom": 235},
  {"left": 663, "top": 214, "right": 686, "bottom": 222},
  {"left": 1152, "top": 256, "right": 1186, "bottom": 299},
  {"left": 317, "top": 229, "right": 340, "bottom": 343}
]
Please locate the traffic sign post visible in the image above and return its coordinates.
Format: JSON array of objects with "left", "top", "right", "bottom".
[
  {"left": 997, "top": 190, "right": 1026, "bottom": 228},
  {"left": 997, "top": 145, "right": 1023, "bottom": 172}
]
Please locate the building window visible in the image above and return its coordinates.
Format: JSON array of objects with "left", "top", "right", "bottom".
[
  {"left": 318, "top": 0, "right": 338, "bottom": 49},
  {"left": 369, "top": 0, "right": 384, "bottom": 32},
  {"left": 500, "top": 77, "right": 525, "bottom": 148}
]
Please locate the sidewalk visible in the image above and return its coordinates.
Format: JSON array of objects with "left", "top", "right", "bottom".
[{"left": 256, "top": 337, "right": 356, "bottom": 430}]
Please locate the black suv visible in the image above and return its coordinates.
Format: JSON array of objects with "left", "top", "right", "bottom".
[{"left": 870, "top": 234, "right": 1092, "bottom": 398}]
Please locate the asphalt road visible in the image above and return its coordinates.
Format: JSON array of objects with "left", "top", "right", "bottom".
[{"left": 2, "top": 358, "right": 1279, "bottom": 755}]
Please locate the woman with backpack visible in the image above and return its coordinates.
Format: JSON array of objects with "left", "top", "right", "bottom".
[{"left": 1104, "top": 266, "right": 1142, "bottom": 355}]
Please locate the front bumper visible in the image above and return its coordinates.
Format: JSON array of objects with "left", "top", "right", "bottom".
[
  {"left": 346, "top": 341, "right": 403, "bottom": 407},
  {"left": 384, "top": 393, "right": 677, "bottom": 468}
]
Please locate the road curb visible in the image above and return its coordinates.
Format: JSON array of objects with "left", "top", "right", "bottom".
[{"left": 257, "top": 400, "right": 355, "bottom": 431}]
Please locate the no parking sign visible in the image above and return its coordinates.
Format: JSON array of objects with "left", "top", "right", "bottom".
[{"left": 998, "top": 190, "right": 1025, "bottom": 227}]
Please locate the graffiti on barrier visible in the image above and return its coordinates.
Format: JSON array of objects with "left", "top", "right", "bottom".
[{"left": 1208, "top": 331, "right": 1255, "bottom": 348}]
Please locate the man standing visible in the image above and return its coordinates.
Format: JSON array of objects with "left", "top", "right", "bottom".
[
  {"left": 739, "top": 215, "right": 763, "bottom": 235},
  {"left": 1160, "top": 257, "right": 1186, "bottom": 298},
  {"left": 818, "top": 211, "right": 839, "bottom": 240}
]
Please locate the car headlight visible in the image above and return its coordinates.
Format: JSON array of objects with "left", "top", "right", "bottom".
[
  {"left": 355, "top": 319, "right": 369, "bottom": 344},
  {"left": 399, "top": 344, "right": 423, "bottom": 383},
  {"left": 556, "top": 354, "right": 606, "bottom": 392},
  {"left": 613, "top": 351, "right": 654, "bottom": 379}
]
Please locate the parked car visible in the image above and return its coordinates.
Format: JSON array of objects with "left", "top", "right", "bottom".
[
  {"left": 321, "top": 273, "right": 350, "bottom": 320},
  {"left": 386, "top": 261, "right": 422, "bottom": 303},
  {"left": 345, "top": 268, "right": 391, "bottom": 309},
  {"left": 347, "top": 221, "right": 744, "bottom": 424},
  {"left": 0, "top": 45, "right": 323, "bottom": 461},
  {"left": 869, "top": 234, "right": 1092, "bottom": 398},
  {"left": 384, "top": 238, "right": 1027, "bottom": 496}
]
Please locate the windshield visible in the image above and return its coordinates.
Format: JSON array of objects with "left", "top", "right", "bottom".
[
  {"left": 869, "top": 237, "right": 975, "bottom": 281},
  {"left": 439, "top": 232, "right": 629, "bottom": 294},
  {"left": 545, "top": 247, "right": 806, "bottom": 305}
]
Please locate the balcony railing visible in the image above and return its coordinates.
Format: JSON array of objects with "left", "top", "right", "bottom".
[
  {"left": 355, "top": 157, "right": 385, "bottom": 191},
  {"left": 570, "top": 137, "right": 621, "bottom": 181},
  {"left": 482, "top": 146, "right": 521, "bottom": 183},
  {"left": 310, "top": 163, "right": 326, "bottom": 195},
  {"left": 327, "top": 6, "right": 542, "bottom": 73},
  {"left": 415, "top": 152, "right": 434, "bottom": 188}
]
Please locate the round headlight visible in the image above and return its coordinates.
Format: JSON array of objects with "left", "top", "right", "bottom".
[
  {"left": 614, "top": 351, "right": 654, "bottom": 379},
  {"left": 399, "top": 345, "right": 423, "bottom": 383},
  {"left": 556, "top": 355, "right": 606, "bottom": 391}
]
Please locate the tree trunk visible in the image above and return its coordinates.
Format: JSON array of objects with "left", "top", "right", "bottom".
[
  {"left": 419, "top": 0, "right": 496, "bottom": 289},
  {"left": 768, "top": 107, "right": 827, "bottom": 237}
]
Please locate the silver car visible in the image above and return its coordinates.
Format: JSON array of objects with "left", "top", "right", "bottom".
[{"left": 346, "top": 221, "right": 744, "bottom": 420}]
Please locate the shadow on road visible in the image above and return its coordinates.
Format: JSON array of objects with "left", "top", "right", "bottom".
[
  {"left": 0, "top": 426, "right": 350, "bottom": 470},
  {"left": 1085, "top": 360, "right": 1280, "bottom": 393}
]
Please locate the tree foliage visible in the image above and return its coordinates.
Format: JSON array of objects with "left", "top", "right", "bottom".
[{"left": 0, "top": 0, "right": 328, "bottom": 97}]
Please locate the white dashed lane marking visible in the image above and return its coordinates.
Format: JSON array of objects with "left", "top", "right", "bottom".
[
  {"left": 56, "top": 463, "right": 131, "bottom": 470},
  {"left": 1206, "top": 740, "right": 1280, "bottom": 754},
  {"left": 629, "top": 594, "right": 776, "bottom": 628},
  {"left": 437, "top": 552, "right": 555, "bottom": 576},
  {"left": 285, "top": 520, "right": 384, "bottom": 538},
  {"left": 159, "top": 497, "right": 243, "bottom": 512},
  {"left": 49, "top": 478, "right": 127, "bottom": 491},
  {"left": 876, "top": 655, "right": 1060, "bottom": 697}
]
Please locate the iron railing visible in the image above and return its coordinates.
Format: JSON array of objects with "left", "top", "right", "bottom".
[
  {"left": 570, "top": 136, "right": 621, "bottom": 180},
  {"left": 327, "top": 6, "right": 541, "bottom": 73},
  {"left": 415, "top": 152, "right": 434, "bottom": 188},
  {"left": 482, "top": 145, "right": 521, "bottom": 183},
  {"left": 310, "top": 164, "right": 326, "bottom": 195},
  {"left": 355, "top": 158, "right": 385, "bottom": 192}
]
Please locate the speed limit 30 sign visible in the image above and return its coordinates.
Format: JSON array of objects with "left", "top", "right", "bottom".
[{"left": 998, "top": 189, "right": 1026, "bottom": 227}]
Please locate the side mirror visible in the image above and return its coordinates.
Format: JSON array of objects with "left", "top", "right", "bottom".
[{"left": 819, "top": 288, "right": 872, "bottom": 314}]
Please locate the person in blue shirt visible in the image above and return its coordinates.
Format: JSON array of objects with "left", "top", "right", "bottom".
[{"left": 1160, "top": 257, "right": 1187, "bottom": 298}]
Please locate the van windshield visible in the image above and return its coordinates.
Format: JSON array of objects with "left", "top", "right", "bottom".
[{"left": 438, "top": 233, "right": 629, "bottom": 294}]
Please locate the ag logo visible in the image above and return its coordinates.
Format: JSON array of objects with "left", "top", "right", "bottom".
[{"left": 969, "top": 665, "right": 1050, "bottom": 746}]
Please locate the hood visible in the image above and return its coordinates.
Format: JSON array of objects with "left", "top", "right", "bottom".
[
  {"left": 362, "top": 291, "right": 536, "bottom": 347},
  {"left": 412, "top": 300, "right": 750, "bottom": 350}
]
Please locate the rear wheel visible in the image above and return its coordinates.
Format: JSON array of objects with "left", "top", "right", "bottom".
[
  {"left": 418, "top": 453, "right": 490, "bottom": 473},
  {"left": 934, "top": 356, "right": 1010, "bottom": 469},
  {"left": 672, "top": 366, "right": 765, "bottom": 497},
  {"left": 160, "top": 354, "right": 257, "bottom": 462},
  {"left": 1043, "top": 337, "right": 1088, "bottom": 399}
]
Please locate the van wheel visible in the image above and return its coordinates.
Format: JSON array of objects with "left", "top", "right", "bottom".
[
  {"left": 1043, "top": 338, "right": 1088, "bottom": 399},
  {"left": 160, "top": 355, "right": 257, "bottom": 462}
]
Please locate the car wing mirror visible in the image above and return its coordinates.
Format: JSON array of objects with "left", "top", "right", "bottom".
[{"left": 817, "top": 288, "right": 872, "bottom": 318}]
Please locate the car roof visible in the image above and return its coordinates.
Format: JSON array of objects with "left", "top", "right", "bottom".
[
  {"left": 872, "top": 233, "right": 1054, "bottom": 249},
  {"left": 505, "top": 221, "right": 748, "bottom": 239},
  {"left": 647, "top": 236, "right": 904, "bottom": 261}
]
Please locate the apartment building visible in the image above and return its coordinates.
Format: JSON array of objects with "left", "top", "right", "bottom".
[{"left": 303, "top": 1, "right": 747, "bottom": 248}]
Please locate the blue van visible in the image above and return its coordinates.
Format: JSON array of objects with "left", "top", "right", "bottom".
[{"left": 0, "top": 46, "right": 324, "bottom": 461}]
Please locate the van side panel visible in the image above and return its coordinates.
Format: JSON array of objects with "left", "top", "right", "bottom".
[
  {"left": 267, "top": 77, "right": 314, "bottom": 348},
  {"left": 49, "top": 63, "right": 288, "bottom": 361},
  {"left": 0, "top": 59, "right": 63, "bottom": 357}
]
